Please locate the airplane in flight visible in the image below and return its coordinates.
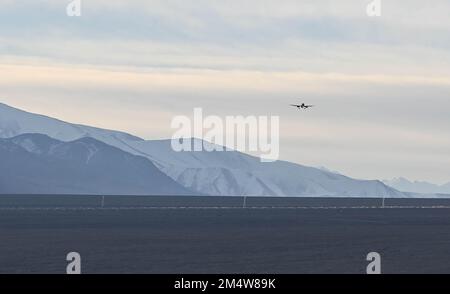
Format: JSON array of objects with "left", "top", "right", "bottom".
[{"left": 290, "top": 103, "right": 314, "bottom": 110}]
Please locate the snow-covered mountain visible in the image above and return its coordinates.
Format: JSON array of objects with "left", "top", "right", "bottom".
[
  {"left": 0, "top": 102, "right": 143, "bottom": 153},
  {"left": 0, "top": 102, "right": 405, "bottom": 197},
  {"left": 383, "top": 177, "right": 450, "bottom": 194},
  {"left": 130, "top": 139, "right": 404, "bottom": 197},
  {"left": 0, "top": 133, "right": 194, "bottom": 195}
]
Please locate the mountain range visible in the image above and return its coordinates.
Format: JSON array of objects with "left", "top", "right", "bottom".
[
  {"left": 0, "top": 102, "right": 420, "bottom": 197},
  {"left": 0, "top": 133, "right": 193, "bottom": 195},
  {"left": 383, "top": 178, "right": 450, "bottom": 195}
]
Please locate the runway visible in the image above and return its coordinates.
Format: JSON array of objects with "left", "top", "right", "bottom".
[
  {"left": 1, "top": 205, "right": 450, "bottom": 211},
  {"left": 1, "top": 194, "right": 450, "bottom": 209},
  {"left": 2, "top": 202, "right": 450, "bottom": 274}
]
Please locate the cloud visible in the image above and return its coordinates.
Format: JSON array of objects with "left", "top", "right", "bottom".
[{"left": 1, "top": 0, "right": 450, "bottom": 77}]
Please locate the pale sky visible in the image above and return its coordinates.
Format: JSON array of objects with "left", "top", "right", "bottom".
[{"left": 1, "top": 0, "right": 450, "bottom": 184}]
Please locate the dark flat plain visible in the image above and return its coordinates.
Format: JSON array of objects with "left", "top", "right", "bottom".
[{"left": 1, "top": 196, "right": 450, "bottom": 274}]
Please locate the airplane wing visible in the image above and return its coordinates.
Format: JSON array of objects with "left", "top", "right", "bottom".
[{"left": 290, "top": 104, "right": 301, "bottom": 107}]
